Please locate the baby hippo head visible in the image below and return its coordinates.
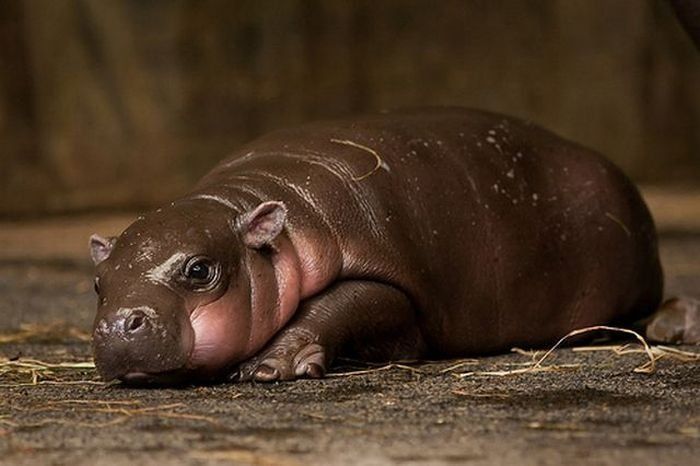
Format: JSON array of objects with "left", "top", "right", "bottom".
[{"left": 89, "top": 199, "right": 299, "bottom": 385}]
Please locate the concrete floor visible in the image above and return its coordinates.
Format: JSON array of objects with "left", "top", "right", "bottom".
[{"left": 1, "top": 188, "right": 699, "bottom": 465}]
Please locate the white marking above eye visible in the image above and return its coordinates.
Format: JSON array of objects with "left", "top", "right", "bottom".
[{"left": 145, "top": 252, "right": 187, "bottom": 287}]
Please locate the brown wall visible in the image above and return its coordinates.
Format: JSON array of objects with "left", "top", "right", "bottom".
[{"left": 1, "top": 0, "right": 698, "bottom": 217}]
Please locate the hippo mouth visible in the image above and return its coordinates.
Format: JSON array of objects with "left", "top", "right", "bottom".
[
  {"left": 117, "top": 363, "right": 233, "bottom": 387},
  {"left": 118, "top": 368, "right": 194, "bottom": 387}
]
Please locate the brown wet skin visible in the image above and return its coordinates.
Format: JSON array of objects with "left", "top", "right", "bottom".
[{"left": 90, "top": 108, "right": 698, "bottom": 385}]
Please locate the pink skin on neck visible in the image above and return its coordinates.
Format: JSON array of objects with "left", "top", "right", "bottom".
[{"left": 187, "top": 235, "right": 304, "bottom": 375}]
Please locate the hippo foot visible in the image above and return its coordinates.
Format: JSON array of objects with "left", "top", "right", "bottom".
[
  {"left": 235, "top": 280, "right": 422, "bottom": 382},
  {"left": 238, "top": 341, "right": 329, "bottom": 382},
  {"left": 646, "top": 297, "right": 700, "bottom": 344}
]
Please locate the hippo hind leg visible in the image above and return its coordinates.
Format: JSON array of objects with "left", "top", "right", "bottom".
[
  {"left": 645, "top": 297, "right": 700, "bottom": 344},
  {"left": 237, "top": 280, "right": 427, "bottom": 382}
]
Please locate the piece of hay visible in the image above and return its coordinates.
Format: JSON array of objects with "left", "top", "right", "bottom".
[
  {"left": 458, "top": 325, "right": 657, "bottom": 377},
  {"left": 3, "top": 399, "right": 225, "bottom": 430},
  {"left": 438, "top": 359, "right": 480, "bottom": 374},
  {"left": 452, "top": 389, "right": 511, "bottom": 398},
  {"left": 327, "top": 363, "right": 425, "bottom": 378},
  {"left": 570, "top": 342, "right": 700, "bottom": 370},
  {"left": 0, "top": 357, "right": 98, "bottom": 387}
]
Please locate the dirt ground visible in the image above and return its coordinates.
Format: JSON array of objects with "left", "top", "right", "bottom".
[{"left": 1, "top": 189, "right": 699, "bottom": 465}]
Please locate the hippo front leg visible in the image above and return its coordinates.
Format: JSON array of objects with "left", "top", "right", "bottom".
[{"left": 238, "top": 280, "right": 426, "bottom": 382}]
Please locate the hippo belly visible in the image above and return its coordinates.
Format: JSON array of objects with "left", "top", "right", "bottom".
[{"left": 90, "top": 108, "right": 662, "bottom": 384}]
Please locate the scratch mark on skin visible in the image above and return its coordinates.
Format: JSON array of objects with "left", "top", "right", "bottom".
[
  {"left": 244, "top": 170, "right": 336, "bottom": 234},
  {"left": 330, "top": 138, "right": 389, "bottom": 181},
  {"left": 604, "top": 212, "right": 631, "bottom": 237},
  {"left": 145, "top": 252, "right": 187, "bottom": 288},
  {"left": 188, "top": 194, "right": 238, "bottom": 210},
  {"left": 219, "top": 151, "right": 256, "bottom": 169},
  {"left": 213, "top": 151, "right": 385, "bottom": 242},
  {"left": 466, "top": 175, "right": 479, "bottom": 197},
  {"left": 250, "top": 151, "right": 386, "bottom": 241},
  {"left": 225, "top": 178, "right": 268, "bottom": 203}
]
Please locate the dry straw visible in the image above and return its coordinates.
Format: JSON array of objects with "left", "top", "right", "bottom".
[{"left": 457, "top": 325, "right": 661, "bottom": 377}]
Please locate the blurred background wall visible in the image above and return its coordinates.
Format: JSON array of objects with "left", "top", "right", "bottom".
[{"left": 0, "top": 0, "right": 698, "bottom": 218}]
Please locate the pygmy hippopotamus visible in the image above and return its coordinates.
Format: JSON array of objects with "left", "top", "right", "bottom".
[{"left": 89, "top": 108, "right": 699, "bottom": 384}]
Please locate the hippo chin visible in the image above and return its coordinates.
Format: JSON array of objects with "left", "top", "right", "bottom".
[{"left": 89, "top": 108, "right": 699, "bottom": 385}]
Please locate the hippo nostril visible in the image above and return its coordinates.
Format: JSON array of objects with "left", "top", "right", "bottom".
[{"left": 124, "top": 311, "right": 146, "bottom": 333}]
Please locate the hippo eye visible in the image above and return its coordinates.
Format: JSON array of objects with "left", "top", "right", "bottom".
[{"left": 183, "top": 256, "right": 218, "bottom": 289}]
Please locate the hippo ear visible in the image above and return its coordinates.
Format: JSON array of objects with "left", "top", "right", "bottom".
[
  {"left": 90, "top": 234, "right": 117, "bottom": 265},
  {"left": 239, "top": 201, "right": 287, "bottom": 249}
]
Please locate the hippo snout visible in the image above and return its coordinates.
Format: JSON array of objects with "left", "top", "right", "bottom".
[
  {"left": 92, "top": 305, "right": 194, "bottom": 383},
  {"left": 94, "top": 306, "right": 158, "bottom": 341}
]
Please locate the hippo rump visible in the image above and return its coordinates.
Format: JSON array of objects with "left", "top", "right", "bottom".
[{"left": 89, "top": 107, "right": 698, "bottom": 385}]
